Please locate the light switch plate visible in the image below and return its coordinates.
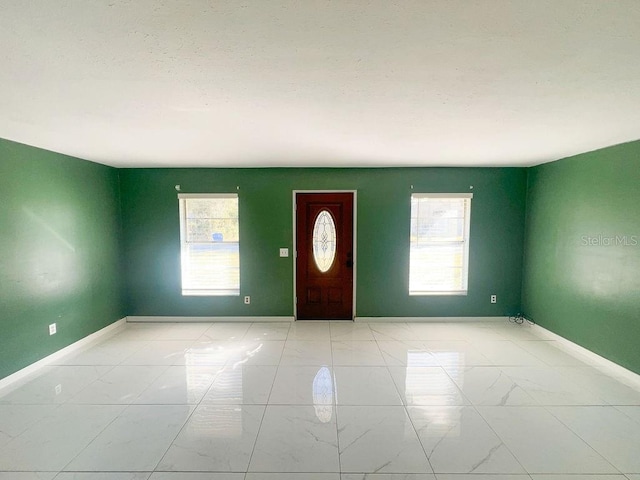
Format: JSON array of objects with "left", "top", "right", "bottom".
[{"left": 279, "top": 248, "right": 289, "bottom": 257}]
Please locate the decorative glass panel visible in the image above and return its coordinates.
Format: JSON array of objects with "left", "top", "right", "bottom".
[{"left": 312, "top": 210, "right": 337, "bottom": 273}]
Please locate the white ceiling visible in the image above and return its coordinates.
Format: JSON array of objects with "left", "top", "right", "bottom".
[{"left": 1, "top": 1, "right": 639, "bottom": 168}]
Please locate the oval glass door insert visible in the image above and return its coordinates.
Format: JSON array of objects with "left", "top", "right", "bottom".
[{"left": 312, "top": 210, "right": 337, "bottom": 272}]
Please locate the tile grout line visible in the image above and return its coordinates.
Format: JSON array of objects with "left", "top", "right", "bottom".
[
  {"left": 542, "top": 403, "right": 624, "bottom": 475},
  {"left": 149, "top": 322, "right": 220, "bottom": 474},
  {"left": 329, "top": 324, "right": 344, "bottom": 476},
  {"left": 243, "top": 320, "right": 290, "bottom": 475}
]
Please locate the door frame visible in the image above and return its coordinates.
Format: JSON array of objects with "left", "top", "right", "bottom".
[{"left": 292, "top": 190, "right": 358, "bottom": 321}]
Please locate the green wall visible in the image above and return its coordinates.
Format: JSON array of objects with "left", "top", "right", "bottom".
[
  {"left": 522, "top": 140, "right": 640, "bottom": 374},
  {"left": 120, "top": 167, "right": 527, "bottom": 318},
  {"left": 0, "top": 139, "right": 123, "bottom": 380},
  {"left": 4, "top": 133, "right": 639, "bottom": 379}
]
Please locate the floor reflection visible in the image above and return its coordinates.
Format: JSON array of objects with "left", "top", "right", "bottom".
[
  {"left": 405, "top": 351, "right": 464, "bottom": 405},
  {"left": 313, "top": 366, "right": 334, "bottom": 423}
]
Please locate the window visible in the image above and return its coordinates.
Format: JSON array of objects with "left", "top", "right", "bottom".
[
  {"left": 178, "top": 194, "right": 239, "bottom": 296},
  {"left": 409, "top": 193, "right": 472, "bottom": 295}
]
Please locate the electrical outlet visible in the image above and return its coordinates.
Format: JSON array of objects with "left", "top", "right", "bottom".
[
  {"left": 490, "top": 295, "right": 497, "bottom": 304},
  {"left": 244, "top": 296, "right": 251, "bottom": 304},
  {"left": 279, "top": 248, "right": 289, "bottom": 257},
  {"left": 49, "top": 323, "right": 57, "bottom": 335},
  {"left": 55, "top": 384, "right": 62, "bottom": 395}
]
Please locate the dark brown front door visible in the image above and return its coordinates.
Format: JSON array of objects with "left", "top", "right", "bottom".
[{"left": 296, "top": 192, "right": 354, "bottom": 320}]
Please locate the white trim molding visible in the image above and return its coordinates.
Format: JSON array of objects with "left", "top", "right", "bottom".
[
  {"left": 292, "top": 190, "right": 358, "bottom": 320},
  {"left": 126, "top": 316, "right": 295, "bottom": 323},
  {"left": 355, "top": 316, "right": 507, "bottom": 323},
  {"left": 0, "top": 318, "right": 127, "bottom": 391},
  {"left": 532, "top": 323, "right": 640, "bottom": 387}
]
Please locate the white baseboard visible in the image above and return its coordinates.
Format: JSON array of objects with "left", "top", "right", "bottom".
[
  {"left": 126, "top": 316, "right": 295, "bottom": 323},
  {"left": 127, "top": 316, "right": 505, "bottom": 323},
  {"left": 532, "top": 323, "right": 640, "bottom": 386},
  {"left": 0, "top": 318, "right": 127, "bottom": 391},
  {"left": 355, "top": 316, "right": 507, "bottom": 323}
]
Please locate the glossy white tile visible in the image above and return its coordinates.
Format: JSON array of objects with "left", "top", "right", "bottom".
[
  {"left": 407, "top": 406, "right": 524, "bottom": 473},
  {"left": 388, "top": 366, "right": 469, "bottom": 406},
  {"left": 1, "top": 321, "right": 638, "bottom": 478},
  {"left": 422, "top": 340, "right": 493, "bottom": 367},
  {"left": 444, "top": 366, "right": 538, "bottom": 406},
  {"left": 337, "top": 406, "right": 431, "bottom": 473},
  {"left": 500, "top": 366, "right": 606, "bottom": 405},
  {"left": 472, "top": 341, "right": 546, "bottom": 366},
  {"left": 377, "top": 341, "right": 439, "bottom": 367},
  {"left": 478, "top": 406, "right": 617, "bottom": 473},
  {"left": 0, "top": 404, "right": 123, "bottom": 471},
  {"left": 555, "top": 367, "right": 640, "bottom": 405},
  {"left": 334, "top": 367, "right": 402, "bottom": 405},
  {"left": 490, "top": 322, "right": 546, "bottom": 341},
  {"left": 528, "top": 476, "right": 626, "bottom": 480},
  {"left": 113, "top": 324, "right": 175, "bottom": 341},
  {"left": 183, "top": 340, "right": 234, "bottom": 366},
  {"left": 195, "top": 340, "right": 284, "bottom": 366},
  {"left": 56, "top": 340, "right": 148, "bottom": 366},
  {"left": 0, "top": 473, "right": 57, "bottom": 479},
  {"left": 406, "top": 323, "right": 471, "bottom": 341},
  {"left": 134, "top": 365, "right": 221, "bottom": 404},
  {"left": 457, "top": 326, "right": 510, "bottom": 343},
  {"left": 332, "top": 341, "right": 385, "bottom": 366},
  {"left": 287, "top": 322, "right": 332, "bottom": 341},
  {"left": 55, "top": 473, "right": 151, "bottom": 479},
  {"left": 153, "top": 323, "right": 211, "bottom": 340},
  {"left": 0, "top": 404, "right": 58, "bottom": 447},
  {"left": 341, "top": 475, "right": 436, "bottom": 480},
  {"left": 515, "top": 340, "right": 595, "bottom": 366},
  {"left": 65, "top": 405, "right": 193, "bottom": 471},
  {"left": 369, "top": 323, "right": 417, "bottom": 342},
  {"left": 247, "top": 474, "right": 339, "bottom": 480},
  {"left": 201, "top": 322, "right": 251, "bottom": 341},
  {"left": 0, "top": 366, "right": 111, "bottom": 404},
  {"left": 244, "top": 323, "right": 291, "bottom": 341},
  {"left": 200, "top": 365, "right": 276, "bottom": 404},
  {"left": 158, "top": 405, "right": 264, "bottom": 472},
  {"left": 69, "top": 365, "right": 168, "bottom": 404},
  {"left": 616, "top": 405, "right": 640, "bottom": 423},
  {"left": 436, "top": 475, "right": 530, "bottom": 480},
  {"left": 150, "top": 474, "right": 242, "bottom": 480},
  {"left": 269, "top": 365, "right": 336, "bottom": 405},
  {"left": 120, "top": 340, "right": 196, "bottom": 366},
  {"left": 249, "top": 405, "right": 339, "bottom": 472},
  {"left": 547, "top": 406, "right": 640, "bottom": 473},
  {"left": 329, "top": 322, "right": 375, "bottom": 341},
  {"left": 231, "top": 340, "right": 286, "bottom": 366},
  {"left": 280, "top": 341, "right": 333, "bottom": 366}
]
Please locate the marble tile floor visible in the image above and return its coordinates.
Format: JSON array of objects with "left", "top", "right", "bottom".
[{"left": 0, "top": 320, "right": 639, "bottom": 479}]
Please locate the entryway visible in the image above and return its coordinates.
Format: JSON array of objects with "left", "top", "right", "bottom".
[{"left": 294, "top": 192, "right": 355, "bottom": 320}]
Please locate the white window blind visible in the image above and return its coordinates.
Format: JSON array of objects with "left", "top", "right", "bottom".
[
  {"left": 178, "top": 194, "right": 239, "bottom": 296},
  {"left": 409, "top": 193, "right": 472, "bottom": 295}
]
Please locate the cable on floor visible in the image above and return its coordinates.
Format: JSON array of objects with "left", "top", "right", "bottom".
[{"left": 508, "top": 312, "right": 535, "bottom": 325}]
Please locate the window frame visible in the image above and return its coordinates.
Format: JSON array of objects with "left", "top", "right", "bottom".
[
  {"left": 409, "top": 192, "right": 473, "bottom": 296},
  {"left": 178, "top": 193, "right": 240, "bottom": 296}
]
